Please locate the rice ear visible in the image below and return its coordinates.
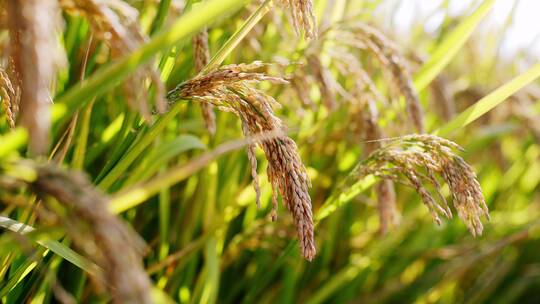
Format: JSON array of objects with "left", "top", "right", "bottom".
[
  {"left": 167, "top": 63, "right": 316, "bottom": 260},
  {"left": 362, "top": 100, "right": 400, "bottom": 233},
  {"left": 336, "top": 22, "right": 425, "bottom": 132},
  {"left": 356, "top": 134, "right": 489, "bottom": 236},
  {"left": 242, "top": 119, "right": 262, "bottom": 209},
  {"left": 279, "top": 0, "right": 318, "bottom": 39},
  {"left": 338, "top": 56, "right": 403, "bottom": 234},
  {"left": 430, "top": 74, "right": 456, "bottom": 121}
]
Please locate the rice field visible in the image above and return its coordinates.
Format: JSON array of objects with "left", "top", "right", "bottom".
[{"left": 1, "top": 0, "right": 540, "bottom": 303}]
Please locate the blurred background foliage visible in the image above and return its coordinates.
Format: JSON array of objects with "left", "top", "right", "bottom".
[{"left": 1, "top": 0, "right": 540, "bottom": 303}]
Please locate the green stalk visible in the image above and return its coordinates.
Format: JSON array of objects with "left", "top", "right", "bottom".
[
  {"left": 108, "top": 135, "right": 257, "bottom": 213},
  {"left": 150, "top": 0, "right": 172, "bottom": 34},
  {"left": 71, "top": 101, "right": 94, "bottom": 169},
  {"left": 202, "top": 0, "right": 273, "bottom": 73},
  {"left": 159, "top": 180, "right": 171, "bottom": 259},
  {"left": 97, "top": 104, "right": 183, "bottom": 190}
]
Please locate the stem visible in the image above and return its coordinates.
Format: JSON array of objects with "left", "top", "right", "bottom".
[{"left": 203, "top": 0, "right": 273, "bottom": 73}]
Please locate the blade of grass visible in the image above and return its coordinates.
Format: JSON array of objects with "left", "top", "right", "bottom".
[
  {"left": 150, "top": 0, "right": 172, "bottom": 34},
  {"left": 199, "top": 238, "right": 220, "bottom": 304},
  {"left": 123, "top": 134, "right": 206, "bottom": 187},
  {"left": 305, "top": 263, "right": 364, "bottom": 304},
  {"left": 315, "top": 175, "right": 377, "bottom": 222},
  {"left": 0, "top": 257, "right": 38, "bottom": 297},
  {"left": 159, "top": 181, "right": 171, "bottom": 260},
  {"left": 108, "top": 131, "right": 279, "bottom": 213},
  {"left": 413, "top": 0, "right": 496, "bottom": 91},
  {"left": 434, "top": 63, "right": 540, "bottom": 137},
  {"left": 203, "top": 0, "right": 273, "bottom": 72},
  {"left": 71, "top": 101, "right": 94, "bottom": 169},
  {"left": 242, "top": 241, "right": 297, "bottom": 303},
  {"left": 0, "top": 216, "right": 99, "bottom": 276},
  {"left": 93, "top": 113, "right": 135, "bottom": 183},
  {"left": 97, "top": 104, "right": 183, "bottom": 190}
]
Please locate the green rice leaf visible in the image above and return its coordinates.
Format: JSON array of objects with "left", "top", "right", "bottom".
[
  {"left": 413, "top": 0, "right": 496, "bottom": 91},
  {"left": 435, "top": 63, "right": 540, "bottom": 136},
  {"left": 0, "top": 216, "right": 99, "bottom": 276}
]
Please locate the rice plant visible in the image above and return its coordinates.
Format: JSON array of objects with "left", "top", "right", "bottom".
[{"left": 1, "top": 0, "right": 540, "bottom": 303}]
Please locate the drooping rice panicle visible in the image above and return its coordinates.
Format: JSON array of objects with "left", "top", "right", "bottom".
[
  {"left": 326, "top": 44, "right": 401, "bottom": 233},
  {"left": 430, "top": 74, "right": 456, "bottom": 121},
  {"left": 334, "top": 22, "right": 425, "bottom": 132},
  {"left": 279, "top": 0, "right": 318, "bottom": 39},
  {"left": 242, "top": 119, "right": 262, "bottom": 209},
  {"left": 167, "top": 62, "right": 316, "bottom": 260},
  {"left": 355, "top": 134, "right": 489, "bottom": 236},
  {"left": 375, "top": 179, "right": 399, "bottom": 234},
  {"left": 290, "top": 72, "right": 316, "bottom": 108}
]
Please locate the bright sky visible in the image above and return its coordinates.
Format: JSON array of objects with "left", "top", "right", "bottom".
[{"left": 374, "top": 0, "right": 540, "bottom": 60}]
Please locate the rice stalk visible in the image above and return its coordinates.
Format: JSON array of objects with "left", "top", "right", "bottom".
[
  {"left": 167, "top": 62, "right": 316, "bottom": 260},
  {"left": 241, "top": 3, "right": 271, "bottom": 53},
  {"left": 430, "top": 74, "right": 456, "bottom": 121},
  {"left": 320, "top": 42, "right": 401, "bottom": 232},
  {"left": 192, "top": 28, "right": 217, "bottom": 134},
  {"left": 340, "top": 58, "right": 400, "bottom": 233},
  {"left": 354, "top": 134, "right": 489, "bottom": 236},
  {"left": 6, "top": 0, "right": 65, "bottom": 154}
]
